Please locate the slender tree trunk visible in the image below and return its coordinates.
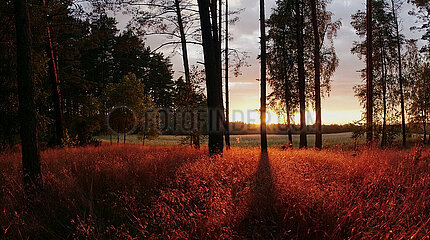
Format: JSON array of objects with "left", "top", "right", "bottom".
[
  {"left": 123, "top": 133, "right": 126, "bottom": 144},
  {"left": 424, "top": 108, "right": 427, "bottom": 144},
  {"left": 224, "top": 0, "right": 231, "bottom": 149},
  {"left": 366, "top": 0, "right": 374, "bottom": 143},
  {"left": 296, "top": 0, "right": 307, "bottom": 148},
  {"left": 286, "top": 92, "right": 293, "bottom": 145},
  {"left": 193, "top": 134, "right": 200, "bottom": 148},
  {"left": 174, "top": 0, "right": 198, "bottom": 148},
  {"left": 260, "top": 0, "right": 268, "bottom": 152},
  {"left": 381, "top": 47, "right": 387, "bottom": 148},
  {"left": 310, "top": 0, "right": 322, "bottom": 149},
  {"left": 198, "top": 0, "right": 224, "bottom": 156},
  {"left": 14, "top": 0, "right": 42, "bottom": 190},
  {"left": 211, "top": 0, "right": 226, "bottom": 148},
  {"left": 110, "top": 134, "right": 112, "bottom": 145},
  {"left": 117, "top": 135, "right": 120, "bottom": 144},
  {"left": 282, "top": 28, "right": 293, "bottom": 146},
  {"left": 390, "top": 0, "right": 406, "bottom": 146},
  {"left": 174, "top": 0, "right": 191, "bottom": 85},
  {"left": 212, "top": 0, "right": 226, "bottom": 145},
  {"left": 42, "top": 0, "right": 64, "bottom": 146},
  {"left": 218, "top": 0, "right": 222, "bottom": 44}
]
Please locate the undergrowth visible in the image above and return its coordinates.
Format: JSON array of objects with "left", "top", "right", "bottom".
[{"left": 1, "top": 145, "right": 429, "bottom": 239}]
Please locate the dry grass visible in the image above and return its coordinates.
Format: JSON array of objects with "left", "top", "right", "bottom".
[{"left": 1, "top": 145, "right": 430, "bottom": 239}]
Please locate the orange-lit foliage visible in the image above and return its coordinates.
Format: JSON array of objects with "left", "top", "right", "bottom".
[{"left": 1, "top": 145, "right": 429, "bottom": 239}]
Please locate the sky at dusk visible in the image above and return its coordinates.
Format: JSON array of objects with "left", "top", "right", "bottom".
[{"left": 116, "top": 0, "right": 424, "bottom": 125}]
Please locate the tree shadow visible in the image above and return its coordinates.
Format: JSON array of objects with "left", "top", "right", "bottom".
[{"left": 238, "top": 151, "right": 283, "bottom": 239}]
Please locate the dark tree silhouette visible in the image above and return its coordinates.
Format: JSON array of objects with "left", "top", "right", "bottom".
[
  {"left": 295, "top": 0, "right": 307, "bottom": 148},
  {"left": 390, "top": 0, "right": 406, "bottom": 146},
  {"left": 260, "top": 0, "right": 268, "bottom": 152},
  {"left": 42, "top": 0, "right": 64, "bottom": 146},
  {"left": 225, "top": 0, "right": 231, "bottom": 149},
  {"left": 310, "top": 0, "right": 321, "bottom": 149},
  {"left": 14, "top": 0, "right": 42, "bottom": 189},
  {"left": 197, "top": 0, "right": 224, "bottom": 156},
  {"left": 174, "top": 0, "right": 201, "bottom": 148},
  {"left": 366, "top": 0, "right": 374, "bottom": 143},
  {"left": 174, "top": 0, "right": 192, "bottom": 86}
]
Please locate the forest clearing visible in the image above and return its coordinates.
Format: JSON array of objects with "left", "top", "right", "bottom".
[
  {"left": 1, "top": 145, "right": 430, "bottom": 239},
  {"left": 1, "top": 0, "right": 429, "bottom": 237}
]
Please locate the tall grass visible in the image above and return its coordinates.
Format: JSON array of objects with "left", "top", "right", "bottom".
[{"left": 1, "top": 145, "right": 429, "bottom": 239}]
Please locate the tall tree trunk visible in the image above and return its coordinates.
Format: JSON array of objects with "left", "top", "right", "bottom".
[
  {"left": 14, "top": 0, "right": 42, "bottom": 190},
  {"left": 42, "top": 0, "right": 64, "bottom": 146},
  {"left": 212, "top": 0, "right": 226, "bottom": 145},
  {"left": 260, "top": 0, "right": 268, "bottom": 152},
  {"left": 224, "top": 0, "right": 231, "bottom": 149},
  {"left": 424, "top": 107, "right": 427, "bottom": 144},
  {"left": 381, "top": 47, "right": 387, "bottom": 148},
  {"left": 174, "top": 0, "right": 198, "bottom": 148},
  {"left": 123, "top": 133, "right": 126, "bottom": 144},
  {"left": 366, "top": 0, "right": 374, "bottom": 143},
  {"left": 282, "top": 28, "right": 293, "bottom": 146},
  {"left": 296, "top": 0, "right": 307, "bottom": 148},
  {"left": 198, "top": 0, "right": 224, "bottom": 156},
  {"left": 390, "top": 0, "right": 406, "bottom": 146},
  {"left": 192, "top": 134, "right": 200, "bottom": 148},
  {"left": 310, "top": 0, "right": 322, "bottom": 149},
  {"left": 174, "top": 0, "right": 191, "bottom": 85},
  {"left": 218, "top": 0, "right": 222, "bottom": 44},
  {"left": 285, "top": 84, "right": 293, "bottom": 145}
]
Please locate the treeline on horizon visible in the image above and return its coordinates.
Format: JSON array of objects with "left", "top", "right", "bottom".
[{"left": 163, "top": 122, "right": 424, "bottom": 135}]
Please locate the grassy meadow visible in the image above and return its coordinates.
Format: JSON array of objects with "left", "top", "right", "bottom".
[
  {"left": 1, "top": 144, "right": 430, "bottom": 239},
  {"left": 97, "top": 132, "right": 360, "bottom": 148}
]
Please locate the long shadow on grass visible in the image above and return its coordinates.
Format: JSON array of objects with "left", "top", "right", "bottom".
[{"left": 238, "top": 151, "right": 283, "bottom": 239}]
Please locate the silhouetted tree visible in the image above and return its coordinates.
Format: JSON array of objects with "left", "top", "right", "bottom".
[
  {"left": 408, "top": 0, "right": 429, "bottom": 57},
  {"left": 352, "top": 0, "right": 399, "bottom": 147},
  {"left": 310, "top": 0, "right": 321, "bottom": 149},
  {"left": 405, "top": 41, "right": 430, "bottom": 144},
  {"left": 267, "top": 0, "right": 298, "bottom": 145},
  {"left": 224, "top": 0, "right": 231, "bottom": 149},
  {"left": 267, "top": 0, "right": 339, "bottom": 147},
  {"left": 42, "top": 0, "right": 64, "bottom": 146},
  {"left": 295, "top": 0, "right": 307, "bottom": 148},
  {"left": 391, "top": 0, "right": 406, "bottom": 146},
  {"left": 197, "top": 0, "right": 224, "bottom": 156},
  {"left": 260, "top": 0, "right": 268, "bottom": 152},
  {"left": 366, "top": 0, "right": 374, "bottom": 143},
  {"left": 14, "top": 0, "right": 42, "bottom": 189}
]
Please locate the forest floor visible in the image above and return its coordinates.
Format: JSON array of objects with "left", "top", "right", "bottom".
[{"left": 1, "top": 145, "right": 430, "bottom": 239}]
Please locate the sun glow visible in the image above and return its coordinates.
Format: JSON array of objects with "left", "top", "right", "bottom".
[{"left": 229, "top": 108, "right": 361, "bottom": 125}]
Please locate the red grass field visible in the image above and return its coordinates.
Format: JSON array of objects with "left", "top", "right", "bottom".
[{"left": 1, "top": 145, "right": 430, "bottom": 239}]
